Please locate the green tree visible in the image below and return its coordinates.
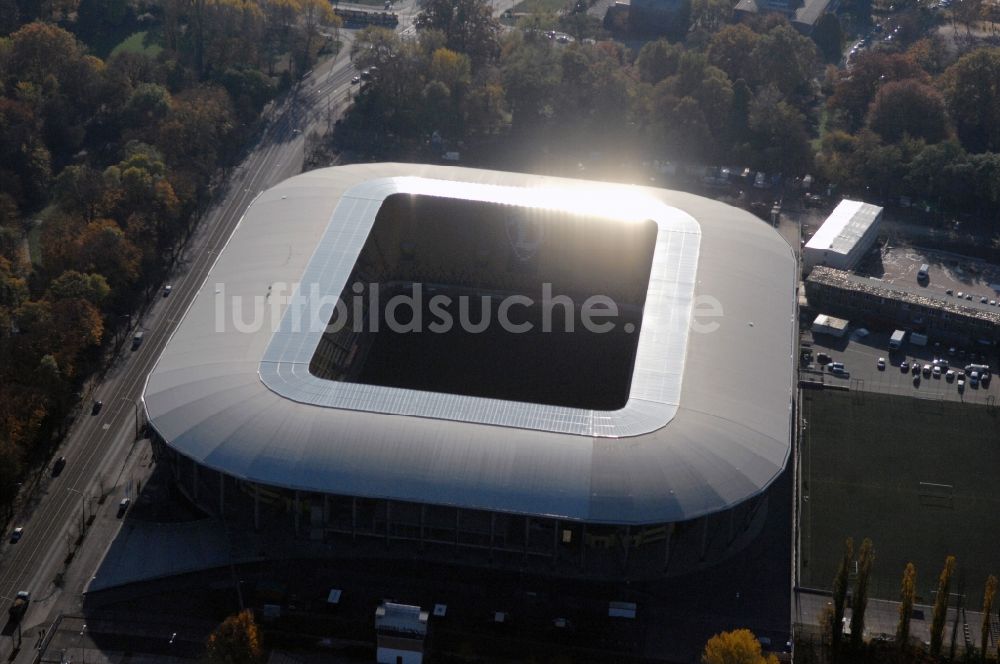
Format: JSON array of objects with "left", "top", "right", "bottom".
[
  {"left": 750, "top": 23, "right": 818, "bottom": 100},
  {"left": 204, "top": 609, "right": 264, "bottom": 664},
  {"left": 850, "top": 538, "right": 875, "bottom": 649},
  {"left": 707, "top": 24, "right": 759, "bottom": 86},
  {"left": 416, "top": 0, "right": 501, "bottom": 68},
  {"left": 982, "top": 576, "right": 997, "bottom": 664},
  {"left": 897, "top": 563, "right": 916, "bottom": 649},
  {"left": 701, "top": 629, "right": 779, "bottom": 664},
  {"left": 831, "top": 537, "right": 854, "bottom": 652},
  {"left": 942, "top": 48, "right": 1000, "bottom": 153},
  {"left": 812, "top": 13, "right": 843, "bottom": 64},
  {"left": 930, "top": 555, "right": 956, "bottom": 657},
  {"left": 636, "top": 39, "right": 683, "bottom": 85}
]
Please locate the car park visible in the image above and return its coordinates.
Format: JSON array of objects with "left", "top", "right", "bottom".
[{"left": 9, "top": 526, "right": 23, "bottom": 543}]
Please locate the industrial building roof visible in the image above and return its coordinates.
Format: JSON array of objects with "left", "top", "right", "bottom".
[
  {"left": 142, "top": 164, "right": 797, "bottom": 526},
  {"left": 804, "top": 199, "right": 883, "bottom": 258}
]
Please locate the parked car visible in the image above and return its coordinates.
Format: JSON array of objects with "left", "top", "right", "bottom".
[
  {"left": 9, "top": 527, "right": 23, "bottom": 543},
  {"left": 946, "top": 370, "right": 955, "bottom": 382},
  {"left": 816, "top": 352, "right": 831, "bottom": 365},
  {"left": 877, "top": 357, "right": 886, "bottom": 370},
  {"left": 922, "top": 364, "right": 932, "bottom": 376},
  {"left": 900, "top": 360, "right": 909, "bottom": 371},
  {"left": 911, "top": 363, "right": 921, "bottom": 375},
  {"left": 958, "top": 378, "right": 965, "bottom": 392},
  {"left": 933, "top": 365, "right": 942, "bottom": 378}
]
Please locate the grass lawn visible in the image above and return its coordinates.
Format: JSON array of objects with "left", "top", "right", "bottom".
[
  {"left": 109, "top": 31, "right": 163, "bottom": 59},
  {"left": 800, "top": 390, "right": 1000, "bottom": 607},
  {"left": 511, "top": 0, "right": 570, "bottom": 14}
]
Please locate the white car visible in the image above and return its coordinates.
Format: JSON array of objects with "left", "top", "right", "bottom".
[
  {"left": 957, "top": 292, "right": 964, "bottom": 298},
  {"left": 946, "top": 369, "right": 955, "bottom": 381},
  {"left": 958, "top": 378, "right": 965, "bottom": 392},
  {"left": 877, "top": 357, "right": 886, "bottom": 370},
  {"left": 933, "top": 365, "right": 942, "bottom": 377}
]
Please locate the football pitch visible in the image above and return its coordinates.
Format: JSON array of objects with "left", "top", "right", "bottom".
[{"left": 799, "top": 390, "right": 1000, "bottom": 607}]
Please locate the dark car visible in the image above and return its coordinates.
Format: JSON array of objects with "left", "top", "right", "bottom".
[
  {"left": 117, "top": 497, "right": 131, "bottom": 518},
  {"left": 816, "top": 352, "right": 832, "bottom": 365},
  {"left": 92, "top": 400, "right": 103, "bottom": 415},
  {"left": 52, "top": 456, "right": 66, "bottom": 477},
  {"left": 804, "top": 193, "right": 825, "bottom": 208}
]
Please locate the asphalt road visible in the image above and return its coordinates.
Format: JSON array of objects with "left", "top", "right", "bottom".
[{"left": 0, "top": 31, "right": 366, "bottom": 663}]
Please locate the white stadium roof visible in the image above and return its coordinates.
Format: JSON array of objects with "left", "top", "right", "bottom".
[{"left": 143, "top": 164, "right": 797, "bottom": 526}]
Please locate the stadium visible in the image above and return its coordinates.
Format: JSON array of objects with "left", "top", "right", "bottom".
[{"left": 142, "top": 163, "right": 797, "bottom": 578}]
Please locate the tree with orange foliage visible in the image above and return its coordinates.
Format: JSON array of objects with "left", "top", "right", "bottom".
[
  {"left": 204, "top": 610, "right": 265, "bottom": 664},
  {"left": 702, "top": 629, "right": 779, "bottom": 664}
]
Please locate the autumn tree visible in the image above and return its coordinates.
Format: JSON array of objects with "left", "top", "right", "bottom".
[
  {"left": 897, "top": 563, "right": 916, "bottom": 649},
  {"left": 636, "top": 39, "right": 683, "bottom": 85},
  {"left": 867, "top": 79, "right": 950, "bottom": 144},
  {"left": 930, "top": 555, "right": 956, "bottom": 657},
  {"left": 826, "top": 51, "right": 928, "bottom": 132},
  {"left": 707, "top": 24, "right": 760, "bottom": 86},
  {"left": 749, "top": 22, "right": 818, "bottom": 101},
  {"left": 982, "top": 576, "right": 997, "bottom": 664},
  {"left": 416, "top": 0, "right": 501, "bottom": 68},
  {"left": 204, "top": 610, "right": 264, "bottom": 664},
  {"left": 701, "top": 629, "right": 779, "bottom": 664},
  {"left": 831, "top": 537, "right": 853, "bottom": 652},
  {"left": 850, "top": 538, "right": 875, "bottom": 649}
]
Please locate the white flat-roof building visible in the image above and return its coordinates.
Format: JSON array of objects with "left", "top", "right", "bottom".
[
  {"left": 803, "top": 199, "right": 883, "bottom": 274},
  {"left": 142, "top": 163, "right": 797, "bottom": 578}
]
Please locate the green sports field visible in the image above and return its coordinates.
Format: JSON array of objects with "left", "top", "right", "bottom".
[{"left": 800, "top": 390, "right": 1000, "bottom": 606}]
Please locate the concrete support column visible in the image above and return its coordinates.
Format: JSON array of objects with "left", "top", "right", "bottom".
[
  {"left": 420, "top": 505, "right": 426, "bottom": 551},
  {"left": 219, "top": 471, "right": 225, "bottom": 516},
  {"left": 623, "top": 525, "right": 631, "bottom": 570},
  {"left": 552, "top": 519, "right": 559, "bottom": 564},
  {"left": 489, "top": 512, "right": 496, "bottom": 562},
  {"left": 351, "top": 497, "right": 357, "bottom": 542},
  {"left": 385, "top": 501, "right": 391, "bottom": 547},
  {"left": 664, "top": 524, "right": 674, "bottom": 571},
  {"left": 294, "top": 490, "right": 300, "bottom": 535},
  {"left": 253, "top": 484, "right": 260, "bottom": 531},
  {"left": 700, "top": 515, "right": 710, "bottom": 560}
]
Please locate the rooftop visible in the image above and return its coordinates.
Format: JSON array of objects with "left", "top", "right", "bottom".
[
  {"left": 142, "top": 164, "right": 797, "bottom": 526},
  {"left": 804, "top": 199, "right": 883, "bottom": 257},
  {"left": 807, "top": 266, "right": 1000, "bottom": 326}
]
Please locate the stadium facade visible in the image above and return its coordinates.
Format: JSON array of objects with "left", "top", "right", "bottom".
[{"left": 142, "top": 164, "right": 797, "bottom": 578}]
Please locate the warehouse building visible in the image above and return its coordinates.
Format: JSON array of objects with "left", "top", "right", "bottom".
[{"left": 803, "top": 199, "right": 883, "bottom": 274}]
